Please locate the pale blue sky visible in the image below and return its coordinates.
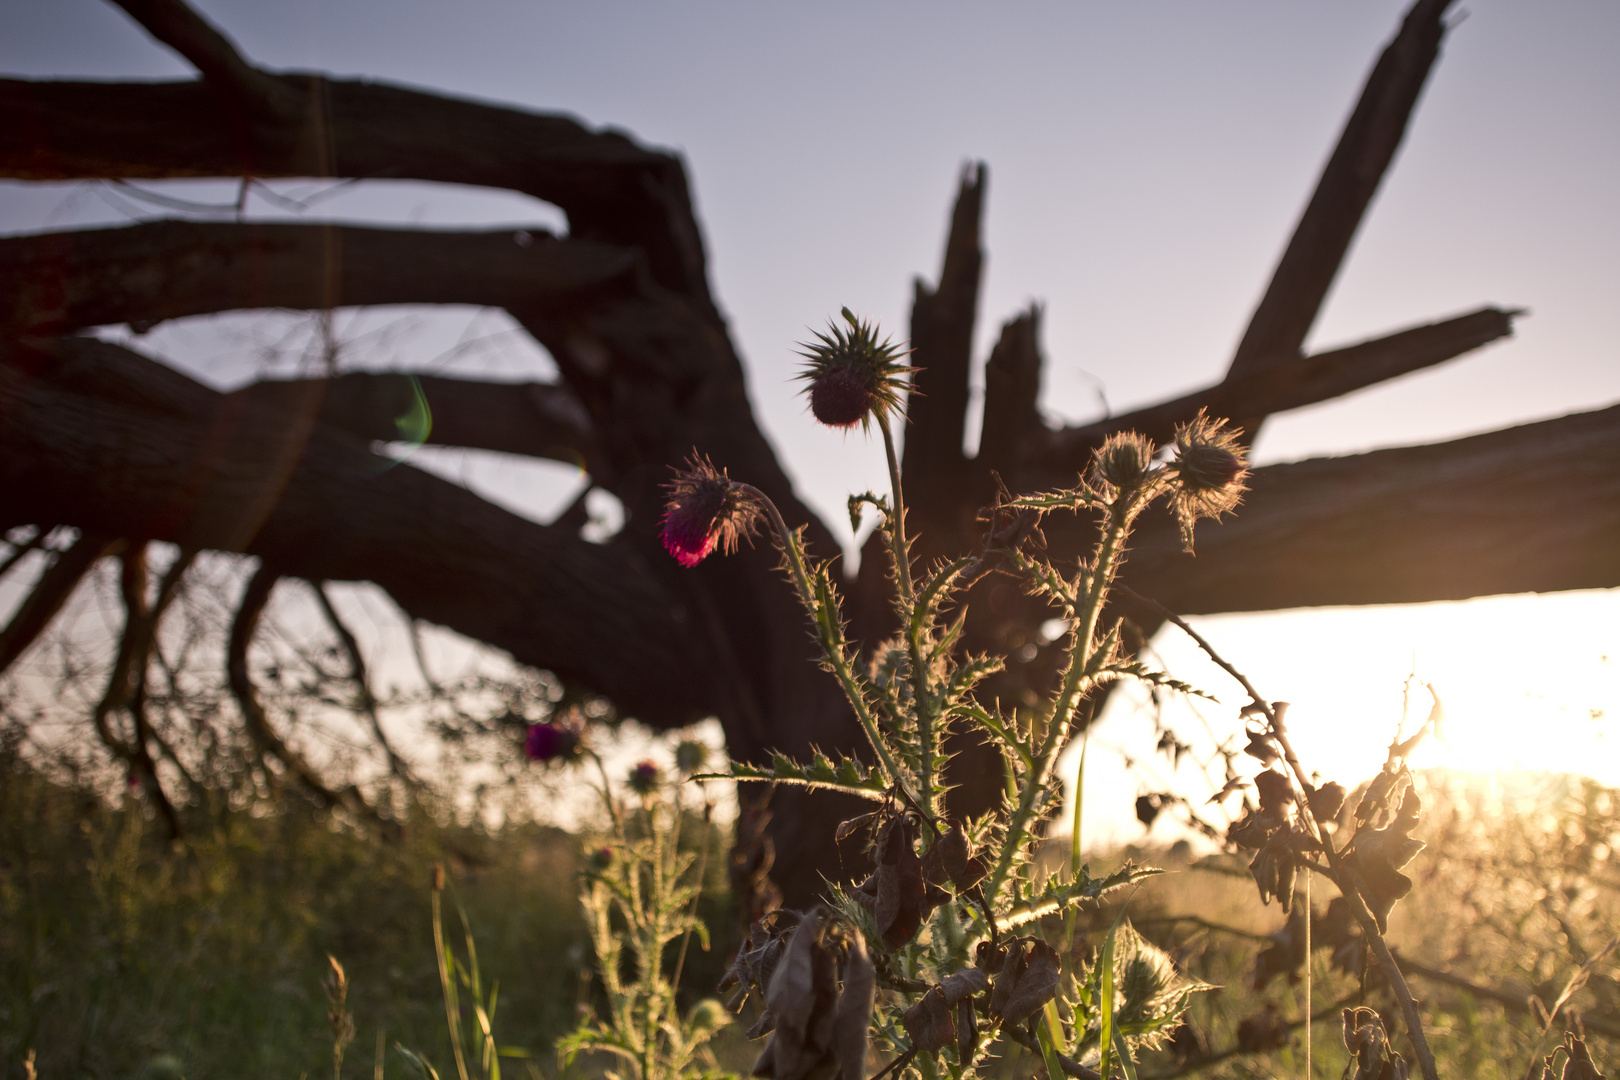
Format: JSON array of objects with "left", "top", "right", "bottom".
[{"left": 5, "top": 0, "right": 1618, "bottom": 545}]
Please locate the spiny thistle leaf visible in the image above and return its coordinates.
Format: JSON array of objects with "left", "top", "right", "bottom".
[
  {"left": 1105, "top": 662, "right": 1219, "bottom": 702},
  {"left": 1009, "top": 551, "right": 1077, "bottom": 613},
  {"left": 1006, "top": 487, "right": 1108, "bottom": 513},
  {"left": 1002, "top": 865, "right": 1163, "bottom": 929},
  {"left": 692, "top": 753, "right": 890, "bottom": 801}
]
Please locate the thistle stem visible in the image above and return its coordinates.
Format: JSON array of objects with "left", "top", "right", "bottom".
[
  {"left": 877, "top": 414, "right": 914, "bottom": 602},
  {"left": 985, "top": 491, "right": 1142, "bottom": 903},
  {"left": 736, "top": 483, "right": 910, "bottom": 793}
]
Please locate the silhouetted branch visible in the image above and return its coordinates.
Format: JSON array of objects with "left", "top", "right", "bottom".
[
  {"left": 313, "top": 580, "right": 416, "bottom": 785},
  {"left": 1227, "top": 0, "right": 1456, "bottom": 392},
  {"left": 1046, "top": 305, "right": 1519, "bottom": 470},
  {"left": 227, "top": 562, "right": 370, "bottom": 814},
  {"left": 1114, "top": 402, "right": 1620, "bottom": 612},
  {"left": 0, "top": 528, "right": 121, "bottom": 676},
  {"left": 977, "top": 306, "right": 1045, "bottom": 482},
  {"left": 903, "top": 162, "right": 986, "bottom": 537},
  {"left": 0, "top": 219, "right": 637, "bottom": 338},
  {"left": 110, "top": 0, "right": 303, "bottom": 124},
  {"left": 234, "top": 373, "right": 595, "bottom": 468},
  {"left": 0, "top": 333, "right": 709, "bottom": 729}
]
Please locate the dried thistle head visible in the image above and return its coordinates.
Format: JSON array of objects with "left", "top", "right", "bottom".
[
  {"left": 795, "top": 308, "right": 914, "bottom": 430},
  {"left": 1166, "top": 410, "right": 1249, "bottom": 551},
  {"left": 660, "top": 454, "right": 762, "bottom": 567}
]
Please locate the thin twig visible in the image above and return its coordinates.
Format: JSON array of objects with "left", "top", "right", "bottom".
[{"left": 1119, "top": 584, "right": 1441, "bottom": 1080}]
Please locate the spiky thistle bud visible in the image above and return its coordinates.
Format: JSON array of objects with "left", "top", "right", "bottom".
[
  {"left": 1166, "top": 410, "right": 1249, "bottom": 551},
  {"left": 1093, "top": 431, "right": 1157, "bottom": 493},
  {"left": 795, "top": 308, "right": 914, "bottom": 430},
  {"left": 660, "top": 454, "right": 762, "bottom": 568}
]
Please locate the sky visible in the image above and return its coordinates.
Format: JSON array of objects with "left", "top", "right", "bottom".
[{"left": 3, "top": 0, "right": 1618, "bottom": 840}]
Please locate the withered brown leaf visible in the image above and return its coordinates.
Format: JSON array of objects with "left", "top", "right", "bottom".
[
  {"left": 1351, "top": 789, "right": 1424, "bottom": 932},
  {"left": 834, "top": 930, "right": 874, "bottom": 1080},
  {"left": 755, "top": 911, "right": 839, "bottom": 1080},
  {"left": 989, "top": 938, "right": 1061, "bottom": 1027},
  {"left": 902, "top": 988, "right": 956, "bottom": 1054},
  {"left": 1249, "top": 831, "right": 1298, "bottom": 913}
]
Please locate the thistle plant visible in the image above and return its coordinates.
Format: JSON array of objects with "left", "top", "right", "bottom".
[
  {"left": 557, "top": 744, "right": 734, "bottom": 1080},
  {"left": 665, "top": 309, "right": 1247, "bottom": 1080}
]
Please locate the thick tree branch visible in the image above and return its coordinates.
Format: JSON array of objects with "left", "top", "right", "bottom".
[
  {"left": 1228, "top": 0, "right": 1455, "bottom": 387},
  {"left": 903, "top": 163, "right": 985, "bottom": 537},
  {"left": 1115, "top": 402, "right": 1620, "bottom": 612},
  {"left": 1044, "top": 305, "right": 1518, "bottom": 471},
  {"left": 0, "top": 334, "right": 709, "bottom": 728},
  {"left": 109, "top": 0, "right": 303, "bottom": 124},
  {"left": 0, "top": 76, "right": 713, "bottom": 308},
  {"left": 0, "top": 220, "right": 636, "bottom": 337},
  {"left": 235, "top": 374, "right": 595, "bottom": 467},
  {"left": 0, "top": 528, "right": 121, "bottom": 676},
  {"left": 976, "top": 305, "right": 1045, "bottom": 483}
]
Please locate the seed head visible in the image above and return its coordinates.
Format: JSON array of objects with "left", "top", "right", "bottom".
[
  {"left": 660, "top": 454, "right": 762, "bottom": 568},
  {"left": 1166, "top": 411, "right": 1249, "bottom": 551},
  {"left": 795, "top": 308, "right": 914, "bottom": 430}
]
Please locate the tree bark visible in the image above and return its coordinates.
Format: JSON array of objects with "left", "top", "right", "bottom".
[
  {"left": 1041, "top": 305, "right": 1519, "bottom": 473},
  {"left": 0, "top": 334, "right": 707, "bottom": 727}
]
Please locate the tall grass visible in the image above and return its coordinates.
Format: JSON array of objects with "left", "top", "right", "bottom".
[{"left": 0, "top": 755, "right": 588, "bottom": 1080}]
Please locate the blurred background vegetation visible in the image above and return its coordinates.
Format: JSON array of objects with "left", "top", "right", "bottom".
[{"left": 7, "top": 726, "right": 1620, "bottom": 1080}]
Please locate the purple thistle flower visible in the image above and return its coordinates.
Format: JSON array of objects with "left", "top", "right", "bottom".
[
  {"left": 524, "top": 719, "right": 581, "bottom": 763},
  {"left": 628, "top": 760, "right": 662, "bottom": 796},
  {"left": 660, "top": 455, "right": 762, "bottom": 568},
  {"left": 795, "top": 308, "right": 914, "bottom": 431},
  {"left": 808, "top": 366, "right": 874, "bottom": 428}
]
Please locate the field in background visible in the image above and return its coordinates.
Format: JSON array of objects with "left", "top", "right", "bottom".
[{"left": 4, "top": 754, "right": 1617, "bottom": 1080}]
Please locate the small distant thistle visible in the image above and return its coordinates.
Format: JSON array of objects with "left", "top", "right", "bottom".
[
  {"left": 1166, "top": 410, "right": 1249, "bottom": 550},
  {"left": 659, "top": 454, "right": 762, "bottom": 568},
  {"left": 525, "top": 714, "right": 583, "bottom": 763},
  {"left": 795, "top": 307, "right": 914, "bottom": 429},
  {"left": 628, "top": 760, "right": 663, "bottom": 796},
  {"left": 674, "top": 737, "right": 709, "bottom": 775}
]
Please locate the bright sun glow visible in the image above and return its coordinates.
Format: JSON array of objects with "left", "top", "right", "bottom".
[{"left": 1065, "top": 588, "right": 1620, "bottom": 849}]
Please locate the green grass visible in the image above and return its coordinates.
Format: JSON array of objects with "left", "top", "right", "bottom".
[{"left": 0, "top": 762, "right": 591, "bottom": 1080}]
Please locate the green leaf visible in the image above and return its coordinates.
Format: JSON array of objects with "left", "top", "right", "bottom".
[
  {"left": 1097, "top": 920, "right": 1118, "bottom": 1079},
  {"left": 1037, "top": 1007, "right": 1068, "bottom": 1080},
  {"left": 1071, "top": 731, "right": 1088, "bottom": 881},
  {"left": 1104, "top": 661, "right": 1218, "bottom": 702},
  {"left": 1002, "top": 864, "right": 1162, "bottom": 929},
  {"left": 690, "top": 753, "right": 889, "bottom": 801},
  {"left": 1114, "top": 1029, "right": 1141, "bottom": 1080}
]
